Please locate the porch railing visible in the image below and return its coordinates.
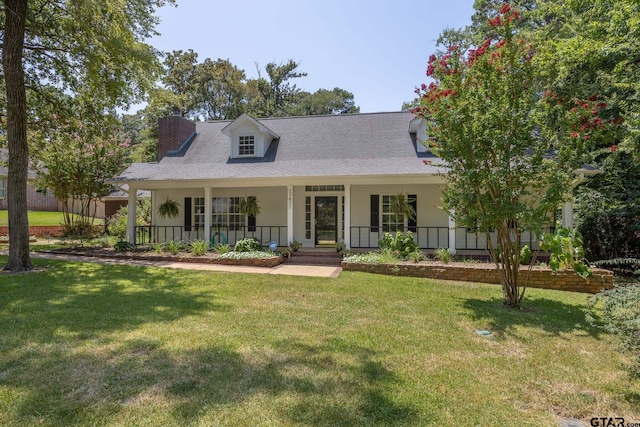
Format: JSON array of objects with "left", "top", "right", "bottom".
[
  {"left": 350, "top": 226, "right": 449, "bottom": 249},
  {"left": 134, "top": 225, "right": 288, "bottom": 247},
  {"left": 350, "top": 226, "right": 554, "bottom": 251}
]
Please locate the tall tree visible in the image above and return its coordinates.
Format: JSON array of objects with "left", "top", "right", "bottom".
[
  {"left": 246, "top": 60, "right": 308, "bottom": 117},
  {"left": 413, "top": 4, "right": 600, "bottom": 307},
  {"left": 195, "top": 58, "right": 246, "bottom": 120},
  {"left": 1, "top": 0, "right": 171, "bottom": 271},
  {"left": 293, "top": 88, "right": 360, "bottom": 116},
  {"left": 32, "top": 108, "right": 128, "bottom": 233}
]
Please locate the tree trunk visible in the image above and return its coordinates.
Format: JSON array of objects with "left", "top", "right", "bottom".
[{"left": 3, "top": 0, "right": 32, "bottom": 271}]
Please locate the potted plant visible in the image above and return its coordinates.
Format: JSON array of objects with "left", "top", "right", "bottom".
[
  {"left": 289, "top": 240, "right": 301, "bottom": 252},
  {"left": 238, "top": 196, "right": 261, "bottom": 217},
  {"left": 389, "top": 192, "right": 416, "bottom": 221},
  {"left": 158, "top": 197, "right": 180, "bottom": 218}
]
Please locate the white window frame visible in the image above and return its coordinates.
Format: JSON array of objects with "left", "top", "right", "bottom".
[
  {"left": 212, "top": 196, "right": 246, "bottom": 231},
  {"left": 238, "top": 135, "right": 255, "bottom": 156},
  {"left": 194, "top": 197, "right": 205, "bottom": 228},
  {"left": 382, "top": 195, "right": 405, "bottom": 232},
  {"left": 0, "top": 177, "right": 5, "bottom": 200}
]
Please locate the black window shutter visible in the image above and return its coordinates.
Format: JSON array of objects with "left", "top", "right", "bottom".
[
  {"left": 370, "top": 195, "right": 379, "bottom": 233},
  {"left": 184, "top": 197, "right": 192, "bottom": 231},
  {"left": 408, "top": 194, "right": 417, "bottom": 232},
  {"left": 248, "top": 197, "right": 257, "bottom": 231}
]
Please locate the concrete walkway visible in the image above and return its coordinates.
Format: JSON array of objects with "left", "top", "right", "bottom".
[{"left": 27, "top": 252, "right": 342, "bottom": 278}]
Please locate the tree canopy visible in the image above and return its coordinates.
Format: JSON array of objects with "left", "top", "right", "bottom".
[
  {"left": 124, "top": 54, "right": 360, "bottom": 162},
  {"left": 1, "top": 0, "right": 172, "bottom": 271},
  {"left": 412, "top": 3, "right": 614, "bottom": 306}
]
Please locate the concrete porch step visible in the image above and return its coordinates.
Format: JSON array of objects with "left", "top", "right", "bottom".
[{"left": 284, "top": 249, "right": 343, "bottom": 266}]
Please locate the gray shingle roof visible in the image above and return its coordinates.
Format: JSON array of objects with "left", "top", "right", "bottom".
[{"left": 115, "top": 112, "right": 446, "bottom": 183}]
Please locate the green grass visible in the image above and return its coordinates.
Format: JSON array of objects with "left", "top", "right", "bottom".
[
  {"left": 0, "top": 210, "right": 104, "bottom": 227},
  {"left": 0, "top": 258, "right": 638, "bottom": 426}
]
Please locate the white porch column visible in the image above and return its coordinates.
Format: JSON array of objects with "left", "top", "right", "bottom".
[
  {"left": 126, "top": 186, "right": 137, "bottom": 244},
  {"left": 448, "top": 210, "right": 456, "bottom": 254},
  {"left": 287, "top": 185, "right": 294, "bottom": 245},
  {"left": 204, "top": 187, "right": 212, "bottom": 245},
  {"left": 344, "top": 184, "right": 351, "bottom": 250},
  {"left": 562, "top": 201, "right": 573, "bottom": 230}
]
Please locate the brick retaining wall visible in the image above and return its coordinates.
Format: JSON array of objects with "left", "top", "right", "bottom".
[
  {"left": 341, "top": 261, "right": 614, "bottom": 294},
  {"left": 0, "top": 225, "right": 66, "bottom": 237}
]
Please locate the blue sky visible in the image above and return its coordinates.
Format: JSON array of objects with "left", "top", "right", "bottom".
[{"left": 147, "top": 0, "right": 476, "bottom": 113}]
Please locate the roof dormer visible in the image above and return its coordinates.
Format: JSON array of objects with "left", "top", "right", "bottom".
[{"left": 221, "top": 114, "right": 279, "bottom": 159}]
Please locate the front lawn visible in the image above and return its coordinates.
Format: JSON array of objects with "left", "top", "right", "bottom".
[
  {"left": 0, "top": 210, "right": 104, "bottom": 226},
  {"left": 0, "top": 259, "right": 637, "bottom": 426}
]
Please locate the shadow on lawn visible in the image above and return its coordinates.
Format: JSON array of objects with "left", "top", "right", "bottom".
[
  {"left": 461, "top": 296, "right": 602, "bottom": 339},
  {"left": 0, "top": 261, "right": 222, "bottom": 340},
  {"left": 2, "top": 337, "right": 417, "bottom": 426},
  {"left": 0, "top": 262, "right": 418, "bottom": 426},
  {"left": 170, "top": 338, "right": 417, "bottom": 426}
]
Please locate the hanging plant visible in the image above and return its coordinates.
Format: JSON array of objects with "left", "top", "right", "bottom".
[
  {"left": 238, "top": 196, "right": 261, "bottom": 217},
  {"left": 158, "top": 197, "right": 180, "bottom": 218},
  {"left": 389, "top": 192, "right": 416, "bottom": 221}
]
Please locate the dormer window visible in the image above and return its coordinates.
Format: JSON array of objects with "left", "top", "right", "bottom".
[
  {"left": 222, "top": 114, "right": 279, "bottom": 159},
  {"left": 239, "top": 135, "right": 255, "bottom": 156}
]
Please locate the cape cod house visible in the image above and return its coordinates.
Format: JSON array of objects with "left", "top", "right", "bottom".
[{"left": 112, "top": 111, "right": 577, "bottom": 252}]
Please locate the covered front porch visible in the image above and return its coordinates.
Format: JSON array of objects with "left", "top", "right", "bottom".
[{"left": 122, "top": 179, "right": 574, "bottom": 253}]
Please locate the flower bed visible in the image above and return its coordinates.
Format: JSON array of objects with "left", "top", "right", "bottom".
[
  {"left": 45, "top": 247, "right": 284, "bottom": 268},
  {"left": 341, "top": 260, "right": 614, "bottom": 294}
]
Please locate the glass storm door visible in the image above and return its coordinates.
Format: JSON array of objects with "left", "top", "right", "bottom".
[{"left": 315, "top": 196, "right": 338, "bottom": 245}]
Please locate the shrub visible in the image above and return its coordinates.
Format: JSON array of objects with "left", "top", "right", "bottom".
[
  {"left": 234, "top": 238, "right": 262, "bottom": 252},
  {"left": 150, "top": 242, "right": 164, "bottom": 254},
  {"left": 409, "top": 250, "right": 423, "bottom": 263},
  {"left": 520, "top": 245, "right": 532, "bottom": 265},
  {"left": 434, "top": 248, "right": 454, "bottom": 263},
  {"left": 290, "top": 240, "right": 302, "bottom": 251},
  {"left": 190, "top": 239, "right": 209, "bottom": 256},
  {"left": 214, "top": 243, "right": 231, "bottom": 254},
  {"left": 114, "top": 240, "right": 134, "bottom": 252},
  {"left": 165, "top": 240, "right": 182, "bottom": 255},
  {"left": 593, "top": 258, "right": 640, "bottom": 277},
  {"left": 587, "top": 284, "right": 640, "bottom": 377},
  {"left": 378, "top": 231, "right": 419, "bottom": 260},
  {"left": 107, "top": 199, "right": 151, "bottom": 239},
  {"left": 540, "top": 227, "right": 592, "bottom": 278},
  {"left": 579, "top": 211, "right": 640, "bottom": 260}
]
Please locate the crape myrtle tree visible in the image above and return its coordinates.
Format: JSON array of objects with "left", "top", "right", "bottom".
[
  {"left": 31, "top": 106, "right": 129, "bottom": 234},
  {"left": 1, "top": 0, "right": 172, "bottom": 271},
  {"left": 412, "top": 4, "right": 599, "bottom": 307}
]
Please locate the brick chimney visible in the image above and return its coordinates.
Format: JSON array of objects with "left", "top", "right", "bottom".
[{"left": 157, "top": 111, "right": 196, "bottom": 161}]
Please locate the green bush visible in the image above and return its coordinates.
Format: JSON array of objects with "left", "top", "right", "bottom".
[
  {"left": 593, "top": 258, "right": 640, "bottom": 277},
  {"left": 214, "top": 243, "right": 231, "bottom": 254},
  {"left": 234, "top": 238, "right": 262, "bottom": 252},
  {"left": 520, "top": 245, "right": 532, "bottom": 265},
  {"left": 114, "top": 240, "right": 134, "bottom": 252},
  {"left": 587, "top": 284, "right": 640, "bottom": 376},
  {"left": 107, "top": 199, "right": 151, "bottom": 239},
  {"left": 190, "top": 239, "right": 209, "bottom": 256},
  {"left": 434, "top": 248, "right": 454, "bottom": 263},
  {"left": 540, "top": 227, "right": 591, "bottom": 278},
  {"left": 165, "top": 240, "right": 183, "bottom": 255},
  {"left": 150, "top": 242, "right": 164, "bottom": 254},
  {"left": 409, "top": 250, "right": 423, "bottom": 263},
  {"left": 378, "top": 231, "right": 419, "bottom": 260}
]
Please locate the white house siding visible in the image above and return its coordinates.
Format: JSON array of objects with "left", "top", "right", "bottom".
[
  {"left": 150, "top": 187, "right": 287, "bottom": 245},
  {"left": 147, "top": 183, "right": 453, "bottom": 249},
  {"left": 349, "top": 184, "right": 449, "bottom": 249}
]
